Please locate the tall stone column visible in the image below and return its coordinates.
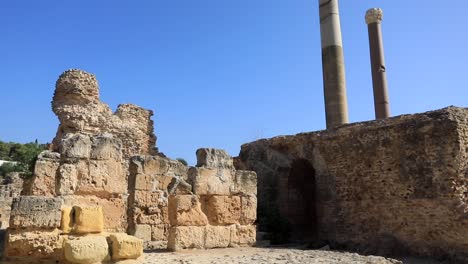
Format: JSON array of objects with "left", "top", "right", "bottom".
[
  {"left": 319, "top": 0, "right": 349, "bottom": 128},
  {"left": 366, "top": 8, "right": 390, "bottom": 119}
]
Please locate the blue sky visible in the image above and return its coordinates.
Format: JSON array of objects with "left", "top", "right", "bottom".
[{"left": 1, "top": 1, "right": 467, "bottom": 165}]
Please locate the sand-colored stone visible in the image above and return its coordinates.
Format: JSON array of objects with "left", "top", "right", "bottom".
[
  {"left": 61, "top": 206, "right": 73, "bottom": 233},
  {"left": 5, "top": 229, "right": 64, "bottom": 261},
  {"left": 133, "top": 190, "right": 167, "bottom": 208},
  {"left": 76, "top": 159, "right": 126, "bottom": 196},
  {"left": 9, "top": 196, "right": 63, "bottom": 229},
  {"left": 64, "top": 235, "right": 110, "bottom": 264},
  {"left": 205, "top": 225, "right": 231, "bottom": 249},
  {"left": 167, "top": 226, "right": 205, "bottom": 251},
  {"left": 206, "top": 195, "right": 241, "bottom": 225},
  {"left": 73, "top": 206, "right": 104, "bottom": 233},
  {"left": 196, "top": 148, "right": 234, "bottom": 169},
  {"left": 188, "top": 167, "right": 233, "bottom": 195},
  {"left": 133, "top": 224, "right": 152, "bottom": 241},
  {"left": 240, "top": 195, "right": 257, "bottom": 225},
  {"left": 109, "top": 233, "right": 144, "bottom": 260},
  {"left": 230, "top": 225, "right": 256, "bottom": 246},
  {"left": 151, "top": 224, "right": 169, "bottom": 241},
  {"left": 231, "top": 170, "right": 257, "bottom": 196},
  {"left": 64, "top": 195, "right": 127, "bottom": 232},
  {"left": 168, "top": 195, "right": 208, "bottom": 226},
  {"left": 28, "top": 151, "right": 60, "bottom": 196}
]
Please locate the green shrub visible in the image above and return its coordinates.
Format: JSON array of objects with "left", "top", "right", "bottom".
[
  {"left": 176, "top": 158, "right": 188, "bottom": 166},
  {"left": 0, "top": 140, "right": 47, "bottom": 177}
]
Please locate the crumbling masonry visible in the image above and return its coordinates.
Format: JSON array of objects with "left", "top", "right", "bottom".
[{"left": 3, "top": 69, "right": 257, "bottom": 263}]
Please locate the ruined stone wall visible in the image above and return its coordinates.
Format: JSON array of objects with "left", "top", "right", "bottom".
[
  {"left": 51, "top": 69, "right": 157, "bottom": 159},
  {"left": 128, "top": 149, "right": 257, "bottom": 251},
  {"left": 0, "top": 173, "right": 23, "bottom": 229},
  {"left": 237, "top": 107, "right": 468, "bottom": 260}
]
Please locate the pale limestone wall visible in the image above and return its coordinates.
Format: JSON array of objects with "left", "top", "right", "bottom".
[
  {"left": 128, "top": 148, "right": 257, "bottom": 251},
  {"left": 237, "top": 107, "right": 468, "bottom": 261}
]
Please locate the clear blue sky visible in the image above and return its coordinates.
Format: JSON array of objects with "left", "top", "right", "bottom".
[{"left": 1, "top": 1, "right": 467, "bottom": 165}]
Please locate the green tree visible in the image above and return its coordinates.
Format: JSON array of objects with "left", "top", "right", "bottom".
[{"left": 0, "top": 140, "right": 47, "bottom": 177}]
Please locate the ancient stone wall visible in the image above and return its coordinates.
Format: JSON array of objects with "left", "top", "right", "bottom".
[
  {"left": 0, "top": 173, "right": 23, "bottom": 229},
  {"left": 237, "top": 107, "right": 468, "bottom": 261},
  {"left": 51, "top": 69, "right": 157, "bottom": 159},
  {"left": 128, "top": 149, "right": 257, "bottom": 251}
]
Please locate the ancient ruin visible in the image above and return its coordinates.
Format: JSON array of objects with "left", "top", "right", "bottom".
[
  {"left": 2, "top": 69, "right": 257, "bottom": 263},
  {"left": 237, "top": 106, "right": 468, "bottom": 262}
]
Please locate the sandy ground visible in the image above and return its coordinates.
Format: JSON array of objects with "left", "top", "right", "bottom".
[{"left": 139, "top": 247, "right": 441, "bottom": 264}]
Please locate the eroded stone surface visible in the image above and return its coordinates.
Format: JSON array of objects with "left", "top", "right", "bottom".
[
  {"left": 9, "top": 196, "right": 62, "bottom": 229},
  {"left": 64, "top": 236, "right": 110, "bottom": 264},
  {"left": 109, "top": 233, "right": 144, "bottom": 260}
]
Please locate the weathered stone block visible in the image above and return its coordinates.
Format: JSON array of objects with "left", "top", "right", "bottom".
[
  {"left": 132, "top": 224, "right": 151, "bottom": 241},
  {"left": 57, "top": 162, "right": 83, "bottom": 195},
  {"left": 109, "top": 233, "right": 143, "bottom": 260},
  {"left": 188, "top": 167, "right": 233, "bottom": 195},
  {"left": 196, "top": 148, "right": 234, "bottom": 168},
  {"left": 205, "top": 225, "right": 231, "bottom": 248},
  {"left": 134, "top": 173, "right": 153, "bottom": 191},
  {"left": 131, "top": 206, "right": 168, "bottom": 226},
  {"left": 64, "top": 236, "right": 110, "bottom": 264},
  {"left": 61, "top": 207, "right": 73, "bottom": 233},
  {"left": 230, "top": 225, "right": 256, "bottom": 246},
  {"left": 74, "top": 206, "right": 104, "bottom": 233},
  {"left": 5, "top": 230, "right": 64, "bottom": 260},
  {"left": 133, "top": 190, "right": 167, "bottom": 208},
  {"left": 168, "top": 195, "right": 208, "bottom": 226},
  {"left": 240, "top": 195, "right": 257, "bottom": 225},
  {"left": 29, "top": 151, "right": 60, "bottom": 196},
  {"left": 77, "top": 159, "right": 126, "bottom": 195},
  {"left": 9, "top": 196, "right": 62, "bottom": 229},
  {"left": 64, "top": 196, "right": 127, "bottom": 232},
  {"left": 152, "top": 224, "right": 169, "bottom": 241},
  {"left": 90, "top": 134, "right": 122, "bottom": 160},
  {"left": 206, "top": 195, "right": 241, "bottom": 225},
  {"left": 167, "top": 226, "right": 205, "bottom": 251},
  {"left": 60, "top": 133, "right": 91, "bottom": 159},
  {"left": 231, "top": 170, "right": 257, "bottom": 196}
]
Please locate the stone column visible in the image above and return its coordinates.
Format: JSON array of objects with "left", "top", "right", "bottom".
[
  {"left": 366, "top": 8, "right": 390, "bottom": 119},
  {"left": 319, "top": 0, "right": 349, "bottom": 128}
]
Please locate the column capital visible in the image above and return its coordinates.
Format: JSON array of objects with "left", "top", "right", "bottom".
[{"left": 365, "top": 8, "right": 383, "bottom": 25}]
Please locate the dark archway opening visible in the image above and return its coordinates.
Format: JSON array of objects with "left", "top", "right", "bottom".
[{"left": 286, "top": 158, "right": 317, "bottom": 241}]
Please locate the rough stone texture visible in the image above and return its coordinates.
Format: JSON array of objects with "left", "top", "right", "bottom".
[
  {"left": 0, "top": 173, "right": 23, "bottom": 229},
  {"left": 64, "top": 236, "right": 110, "bottom": 264},
  {"left": 73, "top": 206, "right": 104, "bottom": 233},
  {"left": 169, "top": 195, "right": 208, "bottom": 226},
  {"left": 5, "top": 229, "right": 64, "bottom": 261},
  {"left": 230, "top": 224, "right": 256, "bottom": 246},
  {"left": 188, "top": 167, "right": 233, "bottom": 196},
  {"left": 128, "top": 155, "right": 189, "bottom": 249},
  {"left": 237, "top": 106, "right": 468, "bottom": 261},
  {"left": 205, "top": 195, "right": 241, "bottom": 225},
  {"left": 167, "top": 226, "right": 205, "bottom": 251},
  {"left": 61, "top": 207, "right": 73, "bottom": 233},
  {"left": 204, "top": 225, "right": 231, "bottom": 249},
  {"left": 9, "top": 196, "right": 62, "bottom": 229},
  {"left": 51, "top": 69, "right": 157, "bottom": 159},
  {"left": 109, "top": 233, "right": 144, "bottom": 260},
  {"left": 26, "top": 151, "right": 60, "bottom": 196},
  {"left": 63, "top": 195, "right": 127, "bottom": 233},
  {"left": 196, "top": 148, "right": 234, "bottom": 169}
]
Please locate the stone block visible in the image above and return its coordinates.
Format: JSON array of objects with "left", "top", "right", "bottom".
[
  {"left": 134, "top": 173, "right": 153, "bottom": 191},
  {"left": 196, "top": 148, "right": 234, "bottom": 168},
  {"left": 133, "top": 190, "right": 167, "bottom": 208},
  {"left": 131, "top": 206, "right": 168, "bottom": 226},
  {"left": 9, "top": 196, "right": 62, "bottom": 229},
  {"left": 168, "top": 195, "right": 208, "bottom": 226},
  {"left": 205, "top": 225, "right": 231, "bottom": 249},
  {"left": 64, "top": 236, "right": 110, "bottom": 264},
  {"left": 167, "top": 226, "right": 205, "bottom": 251},
  {"left": 90, "top": 134, "right": 122, "bottom": 160},
  {"left": 5, "top": 229, "right": 64, "bottom": 260},
  {"left": 230, "top": 225, "right": 256, "bottom": 246},
  {"left": 61, "top": 207, "right": 73, "bottom": 233},
  {"left": 60, "top": 133, "right": 91, "bottom": 159},
  {"left": 231, "top": 170, "right": 257, "bottom": 196},
  {"left": 132, "top": 224, "right": 151, "bottom": 241},
  {"left": 74, "top": 206, "right": 104, "bottom": 233},
  {"left": 240, "top": 195, "right": 257, "bottom": 225},
  {"left": 206, "top": 195, "right": 241, "bottom": 225},
  {"left": 64, "top": 196, "right": 127, "bottom": 232},
  {"left": 30, "top": 153, "right": 60, "bottom": 196},
  {"left": 109, "top": 233, "right": 143, "bottom": 260},
  {"left": 152, "top": 224, "right": 169, "bottom": 241},
  {"left": 77, "top": 159, "right": 126, "bottom": 195},
  {"left": 188, "top": 167, "right": 233, "bottom": 195}
]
